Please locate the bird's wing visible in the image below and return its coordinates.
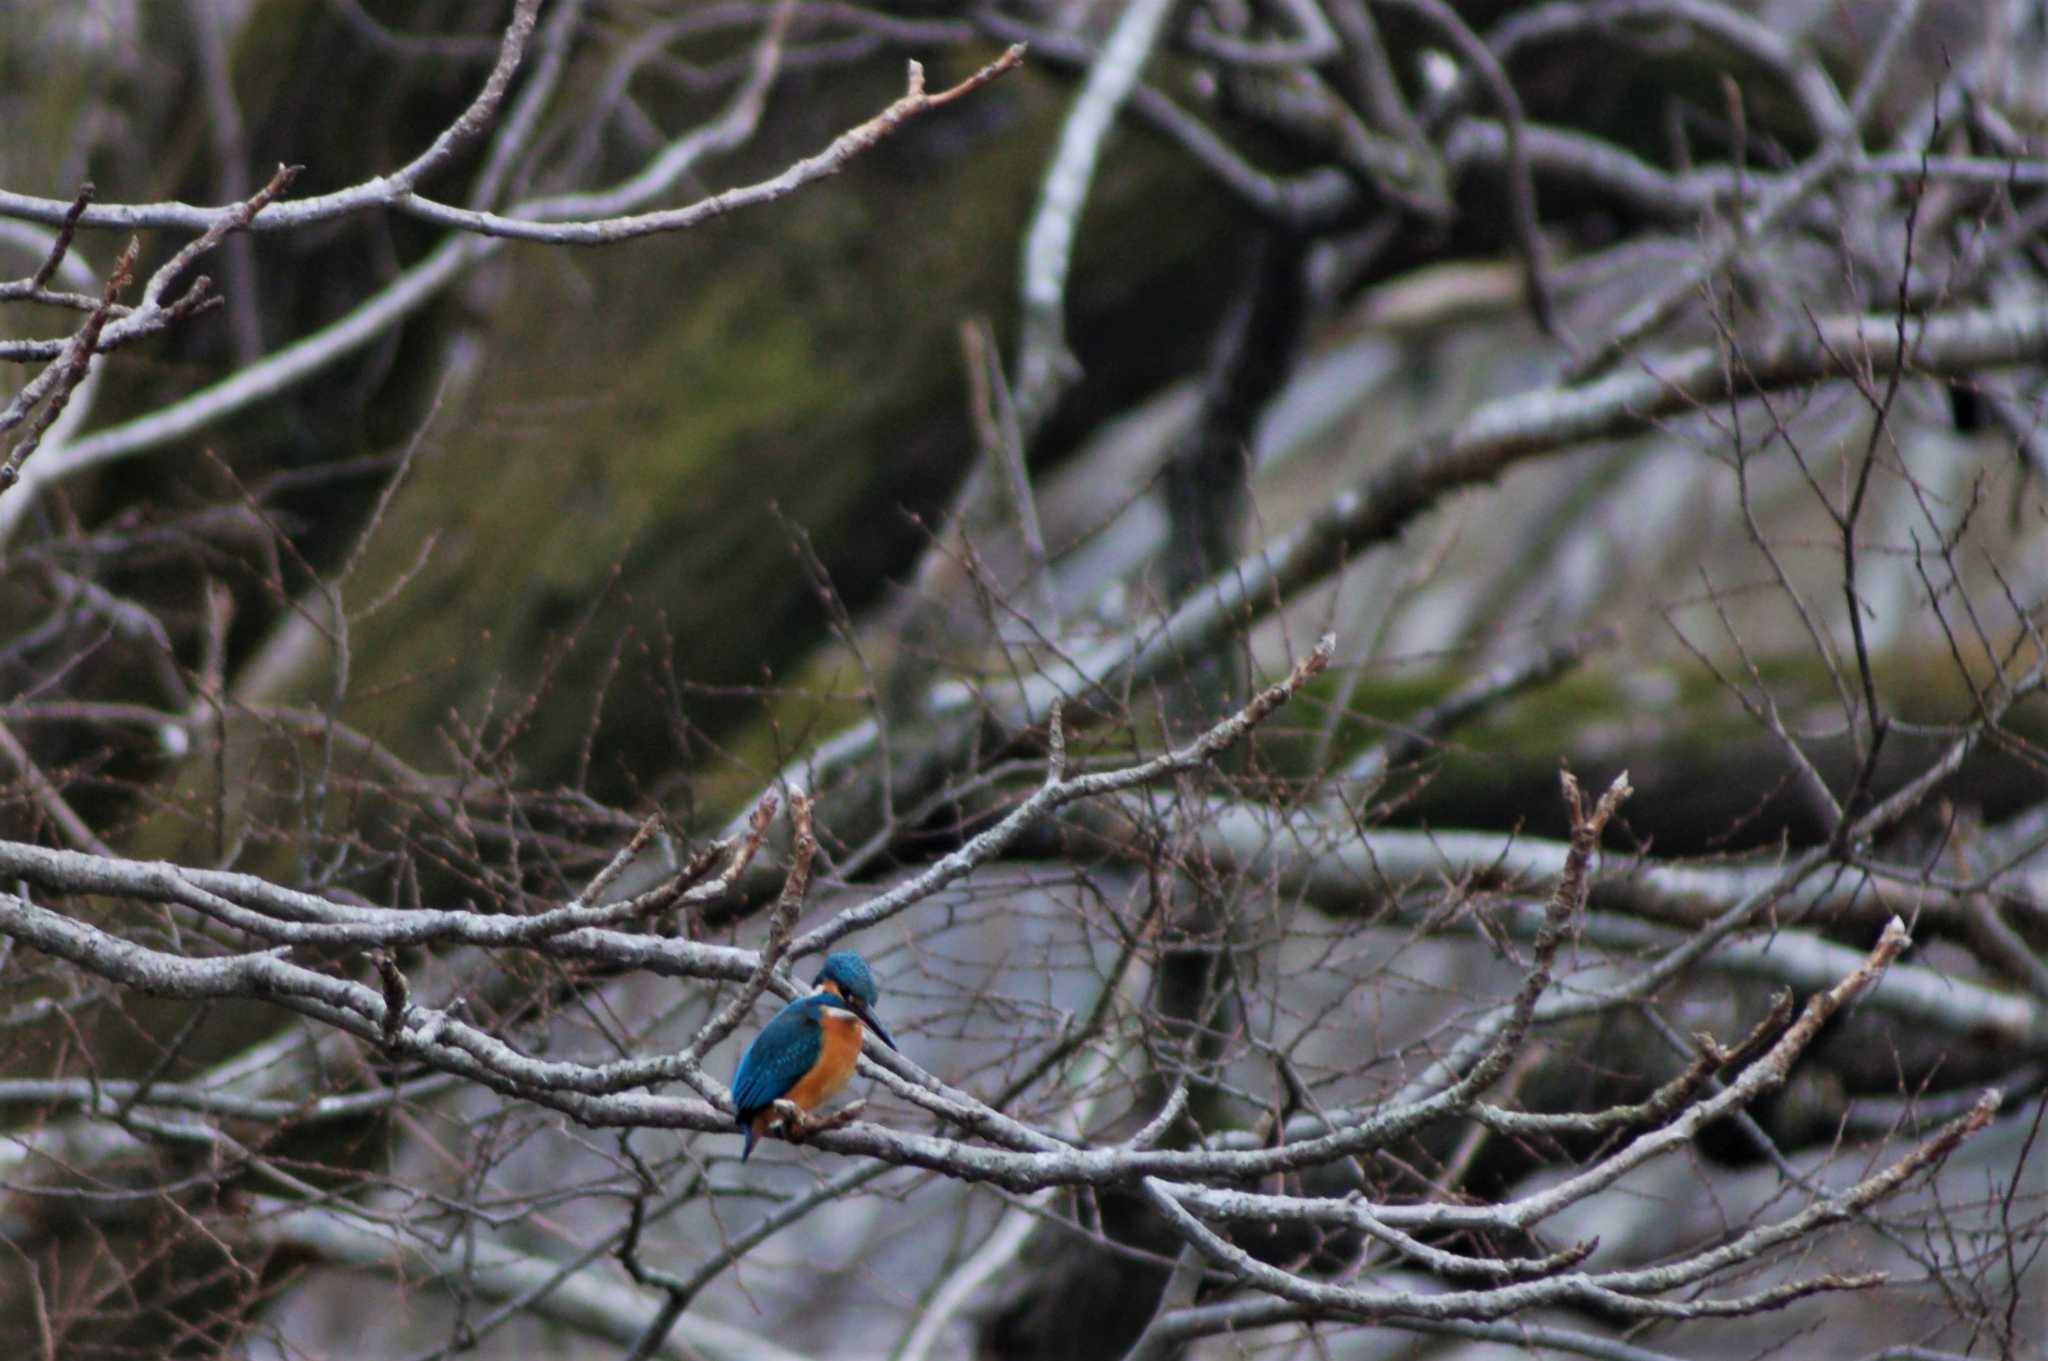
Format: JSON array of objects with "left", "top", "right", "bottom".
[{"left": 731, "top": 1001, "right": 821, "bottom": 1117}]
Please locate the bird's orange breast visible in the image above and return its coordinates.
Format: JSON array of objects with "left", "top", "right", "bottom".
[{"left": 783, "top": 1010, "right": 864, "bottom": 1112}]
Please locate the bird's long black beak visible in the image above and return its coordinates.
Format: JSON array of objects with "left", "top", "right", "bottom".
[{"left": 846, "top": 996, "right": 898, "bottom": 1052}]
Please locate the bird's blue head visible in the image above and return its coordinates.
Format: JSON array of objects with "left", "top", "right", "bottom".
[
  {"left": 815, "top": 951, "right": 879, "bottom": 1007},
  {"left": 813, "top": 952, "right": 896, "bottom": 1051}
]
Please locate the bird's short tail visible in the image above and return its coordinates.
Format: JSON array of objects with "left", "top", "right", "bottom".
[{"left": 739, "top": 1112, "right": 758, "bottom": 1162}]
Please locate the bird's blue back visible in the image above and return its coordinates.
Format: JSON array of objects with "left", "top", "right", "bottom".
[{"left": 731, "top": 994, "right": 828, "bottom": 1121}]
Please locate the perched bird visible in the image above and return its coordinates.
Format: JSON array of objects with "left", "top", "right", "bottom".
[{"left": 731, "top": 952, "right": 898, "bottom": 1160}]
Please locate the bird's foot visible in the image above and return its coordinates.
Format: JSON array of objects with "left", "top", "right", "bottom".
[
  {"left": 767, "top": 1099, "right": 808, "bottom": 1140},
  {"left": 810, "top": 1100, "right": 866, "bottom": 1136},
  {"left": 766, "top": 1099, "right": 865, "bottom": 1145}
]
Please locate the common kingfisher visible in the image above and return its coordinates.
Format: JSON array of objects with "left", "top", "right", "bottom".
[{"left": 731, "top": 952, "right": 898, "bottom": 1160}]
